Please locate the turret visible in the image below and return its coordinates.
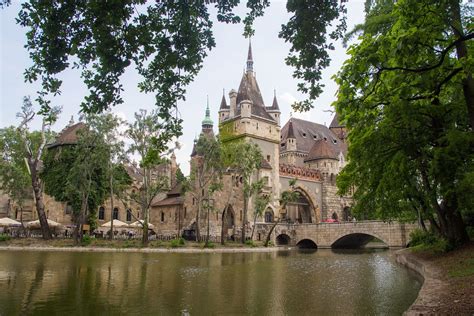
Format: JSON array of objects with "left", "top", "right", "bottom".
[
  {"left": 218, "top": 90, "right": 229, "bottom": 123},
  {"left": 229, "top": 89, "right": 237, "bottom": 118},
  {"left": 286, "top": 120, "right": 296, "bottom": 151},
  {"left": 240, "top": 99, "right": 252, "bottom": 118},
  {"left": 266, "top": 89, "right": 281, "bottom": 125}
]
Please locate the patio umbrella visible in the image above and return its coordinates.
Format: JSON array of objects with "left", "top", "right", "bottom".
[
  {"left": 101, "top": 219, "right": 129, "bottom": 228},
  {"left": 0, "top": 217, "right": 22, "bottom": 227},
  {"left": 27, "top": 219, "right": 62, "bottom": 228},
  {"left": 129, "top": 220, "right": 155, "bottom": 229}
]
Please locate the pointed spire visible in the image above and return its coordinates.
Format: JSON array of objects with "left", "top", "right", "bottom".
[
  {"left": 68, "top": 115, "right": 75, "bottom": 126},
  {"left": 287, "top": 120, "right": 295, "bottom": 139},
  {"left": 219, "top": 89, "right": 228, "bottom": 109},
  {"left": 246, "top": 39, "right": 253, "bottom": 73},
  {"left": 201, "top": 96, "right": 214, "bottom": 133},
  {"left": 268, "top": 88, "right": 280, "bottom": 111}
]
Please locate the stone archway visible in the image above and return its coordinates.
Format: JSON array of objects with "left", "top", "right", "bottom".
[
  {"left": 286, "top": 188, "right": 315, "bottom": 223},
  {"left": 276, "top": 233, "right": 291, "bottom": 246},
  {"left": 331, "top": 233, "right": 388, "bottom": 249},
  {"left": 222, "top": 205, "right": 235, "bottom": 240},
  {"left": 296, "top": 239, "right": 318, "bottom": 249}
]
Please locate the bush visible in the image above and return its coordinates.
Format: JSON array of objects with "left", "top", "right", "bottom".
[
  {"left": 409, "top": 229, "right": 438, "bottom": 247},
  {"left": 203, "top": 241, "right": 215, "bottom": 248},
  {"left": 81, "top": 235, "right": 92, "bottom": 246},
  {"left": 0, "top": 234, "right": 11, "bottom": 242},
  {"left": 245, "top": 240, "right": 256, "bottom": 248},
  {"left": 467, "top": 226, "right": 474, "bottom": 240},
  {"left": 409, "top": 229, "right": 450, "bottom": 253},
  {"left": 170, "top": 238, "right": 185, "bottom": 248}
]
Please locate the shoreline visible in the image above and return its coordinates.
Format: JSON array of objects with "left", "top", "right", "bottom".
[
  {"left": 0, "top": 245, "right": 283, "bottom": 254},
  {"left": 396, "top": 246, "right": 474, "bottom": 315}
]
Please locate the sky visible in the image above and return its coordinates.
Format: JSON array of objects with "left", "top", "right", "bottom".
[{"left": 0, "top": 1, "right": 365, "bottom": 175}]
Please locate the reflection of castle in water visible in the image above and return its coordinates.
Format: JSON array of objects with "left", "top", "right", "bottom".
[{"left": 0, "top": 251, "right": 420, "bottom": 315}]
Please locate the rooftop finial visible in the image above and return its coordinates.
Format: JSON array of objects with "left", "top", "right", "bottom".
[
  {"left": 246, "top": 38, "right": 253, "bottom": 73},
  {"left": 202, "top": 95, "right": 213, "bottom": 127}
]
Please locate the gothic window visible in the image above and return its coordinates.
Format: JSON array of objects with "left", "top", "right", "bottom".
[
  {"left": 113, "top": 207, "right": 119, "bottom": 220},
  {"left": 264, "top": 210, "right": 273, "bottom": 223},
  {"left": 126, "top": 209, "right": 132, "bottom": 222},
  {"left": 98, "top": 207, "right": 105, "bottom": 220}
]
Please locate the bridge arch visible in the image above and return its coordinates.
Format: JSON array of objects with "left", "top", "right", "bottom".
[
  {"left": 276, "top": 233, "right": 291, "bottom": 246},
  {"left": 296, "top": 238, "right": 318, "bottom": 249},
  {"left": 331, "top": 232, "right": 388, "bottom": 249}
]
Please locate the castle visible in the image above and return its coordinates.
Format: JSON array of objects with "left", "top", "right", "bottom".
[
  {"left": 152, "top": 43, "right": 353, "bottom": 240},
  {"left": 0, "top": 44, "right": 352, "bottom": 241}
]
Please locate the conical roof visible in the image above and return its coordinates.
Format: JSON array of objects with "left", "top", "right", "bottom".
[
  {"left": 305, "top": 138, "right": 339, "bottom": 161},
  {"left": 219, "top": 92, "right": 229, "bottom": 110},
  {"left": 236, "top": 72, "right": 275, "bottom": 121},
  {"left": 267, "top": 90, "right": 280, "bottom": 112},
  {"left": 329, "top": 113, "right": 343, "bottom": 128},
  {"left": 287, "top": 120, "right": 295, "bottom": 139}
]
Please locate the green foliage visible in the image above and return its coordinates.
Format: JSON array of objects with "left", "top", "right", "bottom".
[
  {"left": 0, "top": 234, "right": 11, "bottom": 242},
  {"left": 203, "top": 241, "right": 215, "bottom": 249},
  {"left": 176, "top": 167, "right": 186, "bottom": 185},
  {"left": 81, "top": 235, "right": 91, "bottom": 246},
  {"left": 170, "top": 238, "right": 185, "bottom": 248},
  {"left": 335, "top": 0, "right": 473, "bottom": 244},
  {"left": 245, "top": 239, "right": 256, "bottom": 247},
  {"left": 409, "top": 229, "right": 450, "bottom": 253}
]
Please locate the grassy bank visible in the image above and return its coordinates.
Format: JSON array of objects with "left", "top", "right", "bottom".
[
  {"left": 408, "top": 242, "right": 474, "bottom": 314},
  {"left": 0, "top": 236, "right": 269, "bottom": 250}
]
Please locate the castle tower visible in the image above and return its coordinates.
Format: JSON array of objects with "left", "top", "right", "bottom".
[{"left": 218, "top": 41, "right": 281, "bottom": 221}]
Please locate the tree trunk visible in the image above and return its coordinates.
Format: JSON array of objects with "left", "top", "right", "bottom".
[
  {"left": 109, "top": 171, "right": 114, "bottom": 240},
  {"left": 220, "top": 206, "right": 227, "bottom": 245},
  {"left": 142, "top": 205, "right": 149, "bottom": 246},
  {"left": 206, "top": 206, "right": 210, "bottom": 245},
  {"left": 195, "top": 196, "right": 201, "bottom": 242},
  {"left": 30, "top": 164, "right": 51, "bottom": 240},
  {"left": 449, "top": 0, "right": 474, "bottom": 128},
  {"left": 250, "top": 212, "right": 258, "bottom": 240},
  {"left": 241, "top": 194, "right": 248, "bottom": 243},
  {"left": 264, "top": 218, "right": 280, "bottom": 247}
]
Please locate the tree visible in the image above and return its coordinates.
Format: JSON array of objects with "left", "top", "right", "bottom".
[
  {"left": 189, "top": 134, "right": 223, "bottom": 242},
  {"left": 264, "top": 178, "right": 299, "bottom": 247},
  {"left": 127, "top": 109, "right": 175, "bottom": 246},
  {"left": 0, "top": 127, "right": 43, "bottom": 224},
  {"left": 335, "top": 0, "right": 473, "bottom": 245},
  {"left": 223, "top": 141, "right": 263, "bottom": 243},
  {"left": 42, "top": 117, "right": 110, "bottom": 243},
  {"left": 250, "top": 181, "right": 270, "bottom": 240},
  {"left": 16, "top": 96, "right": 61, "bottom": 239}
]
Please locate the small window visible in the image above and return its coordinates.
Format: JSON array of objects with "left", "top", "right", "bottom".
[
  {"left": 302, "top": 133, "right": 306, "bottom": 137},
  {"left": 281, "top": 143, "right": 285, "bottom": 147},
  {"left": 240, "top": 210, "right": 243, "bottom": 221},
  {"left": 184, "top": 207, "right": 187, "bottom": 219},
  {"left": 193, "top": 198, "right": 195, "bottom": 205},
  {"left": 161, "top": 212, "right": 165, "bottom": 222},
  {"left": 126, "top": 209, "right": 132, "bottom": 222},
  {"left": 313, "top": 135, "right": 317, "bottom": 140},
  {"left": 98, "top": 207, "right": 105, "bottom": 220},
  {"left": 216, "top": 213, "right": 219, "bottom": 221},
  {"left": 333, "top": 139, "right": 337, "bottom": 144},
  {"left": 267, "top": 155, "right": 271, "bottom": 162},
  {"left": 65, "top": 204, "right": 73, "bottom": 215},
  {"left": 113, "top": 207, "right": 119, "bottom": 220}
]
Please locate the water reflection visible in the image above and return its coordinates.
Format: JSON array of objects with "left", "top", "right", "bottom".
[{"left": 0, "top": 249, "right": 421, "bottom": 315}]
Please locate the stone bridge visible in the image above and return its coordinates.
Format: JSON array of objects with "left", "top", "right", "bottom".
[{"left": 256, "top": 221, "right": 419, "bottom": 249}]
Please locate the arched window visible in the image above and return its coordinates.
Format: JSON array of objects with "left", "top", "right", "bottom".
[
  {"left": 113, "top": 207, "right": 119, "bottom": 220},
  {"left": 98, "top": 207, "right": 105, "bottom": 220},
  {"left": 332, "top": 212, "right": 338, "bottom": 220},
  {"left": 264, "top": 211, "right": 273, "bottom": 223},
  {"left": 126, "top": 209, "right": 132, "bottom": 222}
]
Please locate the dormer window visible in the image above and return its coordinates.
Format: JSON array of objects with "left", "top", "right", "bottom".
[
  {"left": 313, "top": 135, "right": 317, "bottom": 140},
  {"left": 333, "top": 139, "right": 337, "bottom": 144},
  {"left": 302, "top": 133, "right": 307, "bottom": 138}
]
